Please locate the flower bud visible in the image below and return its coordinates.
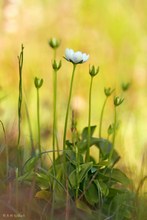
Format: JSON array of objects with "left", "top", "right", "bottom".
[
  {"left": 34, "top": 77, "right": 43, "bottom": 89},
  {"left": 104, "top": 87, "right": 115, "bottom": 97},
  {"left": 114, "top": 96, "right": 124, "bottom": 107},
  {"left": 89, "top": 65, "right": 99, "bottom": 77},
  {"left": 107, "top": 124, "right": 114, "bottom": 135},
  {"left": 107, "top": 122, "right": 119, "bottom": 135},
  {"left": 48, "top": 38, "right": 60, "bottom": 49},
  {"left": 52, "top": 60, "right": 62, "bottom": 71},
  {"left": 121, "top": 82, "right": 131, "bottom": 91}
]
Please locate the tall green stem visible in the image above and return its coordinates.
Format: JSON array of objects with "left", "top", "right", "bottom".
[
  {"left": 109, "top": 106, "right": 117, "bottom": 162},
  {"left": 85, "top": 76, "right": 93, "bottom": 162},
  {"left": 53, "top": 70, "right": 57, "bottom": 163},
  {"left": 37, "top": 88, "right": 41, "bottom": 157},
  {"left": 99, "top": 97, "right": 108, "bottom": 138},
  {"left": 17, "top": 45, "right": 24, "bottom": 174},
  {"left": 17, "top": 45, "right": 24, "bottom": 146},
  {"left": 71, "top": 111, "right": 79, "bottom": 199},
  {"left": 63, "top": 64, "right": 77, "bottom": 151},
  {"left": 0, "top": 120, "right": 8, "bottom": 177}
]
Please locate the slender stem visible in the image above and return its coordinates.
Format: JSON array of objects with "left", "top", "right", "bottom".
[
  {"left": 53, "top": 70, "right": 57, "bottom": 163},
  {"left": 76, "top": 144, "right": 79, "bottom": 199},
  {"left": 17, "top": 45, "right": 24, "bottom": 147},
  {"left": 37, "top": 88, "right": 41, "bottom": 157},
  {"left": 51, "top": 48, "right": 58, "bottom": 219},
  {"left": 63, "top": 64, "right": 77, "bottom": 151},
  {"left": 54, "top": 49, "right": 56, "bottom": 60},
  {"left": 109, "top": 106, "right": 117, "bottom": 162},
  {"left": 99, "top": 97, "right": 108, "bottom": 138},
  {"left": 85, "top": 76, "right": 93, "bottom": 162},
  {"left": 71, "top": 111, "right": 79, "bottom": 199},
  {"left": 24, "top": 97, "right": 35, "bottom": 156},
  {"left": 17, "top": 45, "right": 24, "bottom": 175},
  {"left": 0, "top": 120, "right": 8, "bottom": 178}
]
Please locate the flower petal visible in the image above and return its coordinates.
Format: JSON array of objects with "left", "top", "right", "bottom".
[
  {"left": 72, "top": 51, "right": 83, "bottom": 63},
  {"left": 82, "top": 53, "right": 89, "bottom": 62},
  {"left": 65, "top": 48, "right": 74, "bottom": 61}
]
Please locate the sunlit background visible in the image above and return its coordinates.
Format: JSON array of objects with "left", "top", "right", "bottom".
[{"left": 0, "top": 0, "right": 147, "bottom": 174}]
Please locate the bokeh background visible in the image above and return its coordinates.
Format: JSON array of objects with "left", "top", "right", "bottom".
[{"left": 0, "top": 0, "right": 147, "bottom": 172}]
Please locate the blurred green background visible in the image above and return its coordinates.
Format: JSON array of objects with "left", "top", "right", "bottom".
[{"left": 0, "top": 0, "right": 147, "bottom": 171}]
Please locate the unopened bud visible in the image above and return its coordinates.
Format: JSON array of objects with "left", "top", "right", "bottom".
[
  {"left": 34, "top": 77, "right": 43, "bottom": 89},
  {"left": 48, "top": 38, "right": 60, "bottom": 49},
  {"left": 121, "top": 82, "right": 131, "bottom": 92},
  {"left": 104, "top": 87, "right": 115, "bottom": 97},
  {"left": 89, "top": 65, "right": 99, "bottom": 77},
  {"left": 52, "top": 60, "right": 62, "bottom": 71},
  {"left": 114, "top": 96, "right": 124, "bottom": 107}
]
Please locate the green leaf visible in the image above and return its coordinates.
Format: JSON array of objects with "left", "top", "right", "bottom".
[
  {"left": 81, "top": 125, "right": 97, "bottom": 140},
  {"left": 94, "top": 179, "right": 109, "bottom": 196},
  {"left": 96, "top": 138, "right": 112, "bottom": 155},
  {"left": 35, "top": 172, "right": 50, "bottom": 190},
  {"left": 66, "top": 150, "right": 83, "bottom": 166},
  {"left": 78, "top": 137, "right": 100, "bottom": 152},
  {"left": 84, "top": 177, "right": 99, "bottom": 205},
  {"left": 35, "top": 190, "right": 51, "bottom": 201},
  {"left": 17, "top": 171, "right": 34, "bottom": 182},
  {"left": 23, "top": 155, "right": 40, "bottom": 172},
  {"left": 76, "top": 200, "right": 92, "bottom": 214},
  {"left": 105, "top": 168, "right": 131, "bottom": 186},
  {"left": 69, "top": 162, "right": 93, "bottom": 188}
]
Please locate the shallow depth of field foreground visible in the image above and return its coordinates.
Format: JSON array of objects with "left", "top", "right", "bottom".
[{"left": 0, "top": 1, "right": 147, "bottom": 220}]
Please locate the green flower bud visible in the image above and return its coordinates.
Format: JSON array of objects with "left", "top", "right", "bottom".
[
  {"left": 104, "top": 87, "right": 115, "bottom": 97},
  {"left": 107, "top": 124, "right": 114, "bottom": 135},
  {"left": 121, "top": 82, "right": 131, "bottom": 91},
  {"left": 52, "top": 60, "right": 62, "bottom": 71},
  {"left": 107, "top": 122, "right": 120, "bottom": 135},
  {"left": 114, "top": 96, "right": 124, "bottom": 107},
  {"left": 48, "top": 38, "right": 60, "bottom": 49},
  {"left": 34, "top": 77, "right": 43, "bottom": 89},
  {"left": 89, "top": 65, "right": 99, "bottom": 77}
]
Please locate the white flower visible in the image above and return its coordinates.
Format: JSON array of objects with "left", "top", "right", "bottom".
[{"left": 64, "top": 48, "right": 89, "bottom": 64}]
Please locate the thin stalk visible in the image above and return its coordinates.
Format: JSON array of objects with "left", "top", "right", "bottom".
[
  {"left": 75, "top": 144, "right": 79, "bottom": 200},
  {"left": 17, "top": 45, "right": 24, "bottom": 147},
  {"left": 36, "top": 88, "right": 41, "bottom": 159},
  {"left": 109, "top": 106, "right": 117, "bottom": 162},
  {"left": 53, "top": 70, "right": 57, "bottom": 163},
  {"left": 71, "top": 111, "right": 79, "bottom": 199},
  {"left": 52, "top": 49, "right": 58, "bottom": 220},
  {"left": 85, "top": 76, "right": 93, "bottom": 162},
  {"left": 24, "top": 97, "right": 35, "bottom": 156},
  {"left": 17, "top": 44, "right": 24, "bottom": 175},
  {"left": 63, "top": 64, "right": 77, "bottom": 151},
  {"left": 53, "top": 49, "right": 56, "bottom": 60},
  {"left": 0, "top": 120, "right": 8, "bottom": 178},
  {"left": 52, "top": 49, "right": 60, "bottom": 157},
  {"left": 15, "top": 168, "right": 19, "bottom": 211},
  {"left": 99, "top": 96, "right": 108, "bottom": 138},
  {"left": 63, "top": 64, "right": 76, "bottom": 219}
]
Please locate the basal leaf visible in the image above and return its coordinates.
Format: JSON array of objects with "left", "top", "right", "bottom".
[
  {"left": 94, "top": 179, "right": 109, "bottom": 196},
  {"left": 69, "top": 162, "right": 93, "bottom": 188},
  {"left": 76, "top": 200, "right": 92, "bottom": 214},
  {"left": 106, "top": 168, "right": 131, "bottom": 186},
  {"left": 35, "top": 172, "right": 50, "bottom": 190},
  {"left": 84, "top": 179, "right": 99, "bottom": 206},
  {"left": 23, "top": 155, "right": 40, "bottom": 172},
  {"left": 35, "top": 190, "right": 51, "bottom": 202},
  {"left": 81, "top": 125, "right": 97, "bottom": 140}
]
